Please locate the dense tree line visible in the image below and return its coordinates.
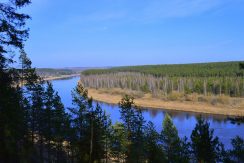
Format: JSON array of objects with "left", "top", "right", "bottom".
[
  {"left": 82, "top": 61, "right": 244, "bottom": 77},
  {"left": 36, "top": 68, "right": 76, "bottom": 77},
  {"left": 80, "top": 72, "right": 244, "bottom": 97},
  {"left": 1, "top": 1, "right": 244, "bottom": 162},
  {"left": 81, "top": 62, "right": 244, "bottom": 98}
]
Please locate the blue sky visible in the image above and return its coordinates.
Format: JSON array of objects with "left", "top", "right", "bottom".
[{"left": 23, "top": 0, "right": 244, "bottom": 68}]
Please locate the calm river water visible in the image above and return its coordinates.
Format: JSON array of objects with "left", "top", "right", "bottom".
[{"left": 52, "top": 76, "right": 244, "bottom": 149}]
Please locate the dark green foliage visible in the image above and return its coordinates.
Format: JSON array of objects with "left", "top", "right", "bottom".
[
  {"left": 43, "top": 82, "right": 71, "bottom": 162},
  {"left": 91, "top": 104, "right": 112, "bottom": 162},
  {"left": 27, "top": 76, "right": 71, "bottom": 162},
  {"left": 240, "top": 62, "right": 244, "bottom": 70},
  {"left": 191, "top": 116, "right": 225, "bottom": 163},
  {"left": 110, "top": 122, "right": 127, "bottom": 162},
  {"left": 161, "top": 114, "right": 190, "bottom": 163},
  {"left": 19, "top": 50, "right": 40, "bottom": 87},
  {"left": 70, "top": 83, "right": 111, "bottom": 163},
  {"left": 44, "top": 82, "right": 56, "bottom": 161},
  {"left": 180, "top": 137, "right": 192, "bottom": 163},
  {"left": 52, "top": 93, "right": 71, "bottom": 162},
  {"left": 145, "top": 121, "right": 166, "bottom": 163},
  {"left": 0, "top": 0, "right": 30, "bottom": 52},
  {"left": 83, "top": 61, "right": 244, "bottom": 77},
  {"left": 119, "top": 95, "right": 146, "bottom": 162},
  {"left": 30, "top": 83, "right": 46, "bottom": 161},
  {"left": 161, "top": 114, "right": 181, "bottom": 162},
  {"left": 229, "top": 136, "right": 244, "bottom": 162},
  {"left": 0, "top": 0, "right": 31, "bottom": 161},
  {"left": 69, "top": 83, "right": 93, "bottom": 162},
  {"left": 0, "top": 79, "right": 27, "bottom": 162}
]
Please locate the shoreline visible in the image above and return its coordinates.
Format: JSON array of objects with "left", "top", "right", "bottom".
[
  {"left": 43, "top": 74, "right": 80, "bottom": 81},
  {"left": 87, "top": 88, "right": 244, "bottom": 117},
  {"left": 18, "top": 74, "right": 80, "bottom": 87}
]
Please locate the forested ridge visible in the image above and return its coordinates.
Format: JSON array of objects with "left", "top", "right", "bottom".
[
  {"left": 35, "top": 68, "right": 84, "bottom": 79},
  {"left": 1, "top": 1, "right": 244, "bottom": 162},
  {"left": 81, "top": 62, "right": 244, "bottom": 98},
  {"left": 82, "top": 61, "right": 244, "bottom": 77},
  {"left": 36, "top": 68, "right": 75, "bottom": 76}
]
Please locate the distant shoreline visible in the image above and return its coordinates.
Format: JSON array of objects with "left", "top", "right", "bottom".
[
  {"left": 43, "top": 74, "right": 80, "bottom": 81},
  {"left": 87, "top": 88, "right": 244, "bottom": 117}
]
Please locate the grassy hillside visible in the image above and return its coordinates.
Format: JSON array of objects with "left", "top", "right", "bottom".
[{"left": 82, "top": 61, "right": 244, "bottom": 77}]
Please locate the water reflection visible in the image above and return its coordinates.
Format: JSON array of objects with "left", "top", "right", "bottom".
[
  {"left": 52, "top": 77, "right": 244, "bottom": 149},
  {"left": 97, "top": 101, "right": 244, "bottom": 149}
]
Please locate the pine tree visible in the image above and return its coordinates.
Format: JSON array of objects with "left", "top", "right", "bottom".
[
  {"left": 0, "top": 0, "right": 31, "bottom": 161},
  {"left": 70, "top": 83, "right": 93, "bottom": 162},
  {"left": 160, "top": 114, "right": 188, "bottom": 163},
  {"left": 145, "top": 121, "right": 166, "bottom": 163},
  {"left": 230, "top": 136, "right": 244, "bottom": 162},
  {"left": 19, "top": 50, "right": 39, "bottom": 89},
  {"left": 90, "top": 104, "right": 112, "bottom": 162},
  {"left": 179, "top": 137, "right": 192, "bottom": 163},
  {"left": 191, "top": 116, "right": 224, "bottom": 162},
  {"left": 119, "top": 95, "right": 146, "bottom": 162},
  {"left": 18, "top": 43, "right": 46, "bottom": 162},
  {"left": 70, "top": 83, "right": 113, "bottom": 162},
  {"left": 52, "top": 91, "right": 70, "bottom": 162},
  {"left": 30, "top": 83, "right": 46, "bottom": 161},
  {"left": 44, "top": 82, "right": 56, "bottom": 162},
  {"left": 110, "top": 122, "right": 127, "bottom": 162}
]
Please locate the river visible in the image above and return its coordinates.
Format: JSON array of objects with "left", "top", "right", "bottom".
[{"left": 52, "top": 76, "right": 244, "bottom": 149}]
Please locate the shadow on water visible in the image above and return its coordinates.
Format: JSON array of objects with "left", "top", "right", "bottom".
[
  {"left": 228, "top": 116, "right": 244, "bottom": 125},
  {"left": 97, "top": 100, "right": 231, "bottom": 123}
]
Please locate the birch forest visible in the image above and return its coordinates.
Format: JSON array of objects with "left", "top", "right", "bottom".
[{"left": 81, "top": 62, "right": 244, "bottom": 97}]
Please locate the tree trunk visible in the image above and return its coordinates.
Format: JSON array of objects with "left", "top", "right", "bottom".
[{"left": 89, "top": 118, "right": 94, "bottom": 163}]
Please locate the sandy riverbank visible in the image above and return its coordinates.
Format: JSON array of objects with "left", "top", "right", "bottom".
[
  {"left": 43, "top": 74, "right": 80, "bottom": 81},
  {"left": 87, "top": 88, "right": 244, "bottom": 117}
]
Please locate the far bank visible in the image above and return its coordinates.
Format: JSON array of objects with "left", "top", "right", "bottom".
[
  {"left": 43, "top": 74, "right": 80, "bottom": 81},
  {"left": 87, "top": 88, "right": 244, "bottom": 117}
]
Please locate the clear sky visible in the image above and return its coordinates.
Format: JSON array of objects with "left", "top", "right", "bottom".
[{"left": 23, "top": 0, "right": 244, "bottom": 68}]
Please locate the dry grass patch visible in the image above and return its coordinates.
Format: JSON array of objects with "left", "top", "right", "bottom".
[
  {"left": 96, "top": 88, "right": 144, "bottom": 98},
  {"left": 94, "top": 88, "right": 244, "bottom": 108},
  {"left": 167, "top": 91, "right": 185, "bottom": 101},
  {"left": 87, "top": 88, "right": 244, "bottom": 116}
]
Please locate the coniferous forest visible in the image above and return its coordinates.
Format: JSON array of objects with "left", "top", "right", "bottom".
[
  {"left": 0, "top": 1, "right": 244, "bottom": 163},
  {"left": 81, "top": 62, "right": 244, "bottom": 98}
]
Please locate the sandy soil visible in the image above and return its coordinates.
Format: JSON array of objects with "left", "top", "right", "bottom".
[
  {"left": 43, "top": 74, "right": 80, "bottom": 81},
  {"left": 87, "top": 88, "right": 244, "bottom": 116}
]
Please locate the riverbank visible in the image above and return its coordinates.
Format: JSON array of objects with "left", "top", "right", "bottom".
[
  {"left": 43, "top": 74, "right": 80, "bottom": 81},
  {"left": 87, "top": 88, "right": 244, "bottom": 116}
]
